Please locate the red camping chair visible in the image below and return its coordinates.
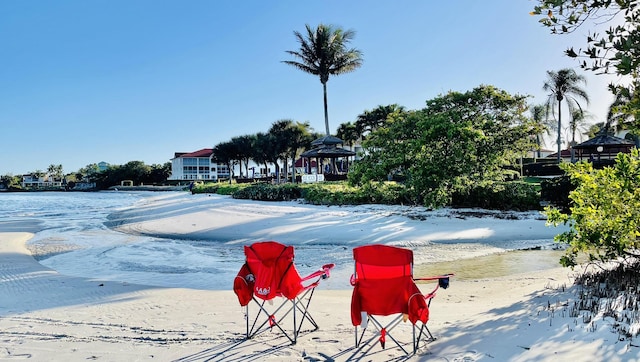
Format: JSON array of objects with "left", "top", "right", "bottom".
[
  {"left": 350, "top": 244, "right": 452, "bottom": 355},
  {"left": 233, "top": 241, "right": 334, "bottom": 344}
]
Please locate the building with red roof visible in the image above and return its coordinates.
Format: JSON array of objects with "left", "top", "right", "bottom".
[{"left": 168, "top": 148, "right": 230, "bottom": 181}]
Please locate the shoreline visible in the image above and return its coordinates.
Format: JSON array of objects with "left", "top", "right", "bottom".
[{"left": 21, "top": 192, "right": 568, "bottom": 289}]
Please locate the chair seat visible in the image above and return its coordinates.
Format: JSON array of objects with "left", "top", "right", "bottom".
[{"left": 351, "top": 276, "right": 428, "bottom": 325}]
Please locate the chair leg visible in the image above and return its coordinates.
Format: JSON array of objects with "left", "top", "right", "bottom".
[
  {"left": 246, "top": 298, "right": 295, "bottom": 343},
  {"left": 294, "top": 288, "right": 318, "bottom": 331},
  {"left": 245, "top": 304, "right": 249, "bottom": 339},
  {"left": 413, "top": 322, "right": 436, "bottom": 352},
  {"left": 244, "top": 290, "right": 320, "bottom": 345},
  {"left": 354, "top": 314, "right": 410, "bottom": 355}
]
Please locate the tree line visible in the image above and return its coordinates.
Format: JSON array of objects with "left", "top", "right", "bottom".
[{"left": 1, "top": 161, "right": 171, "bottom": 191}]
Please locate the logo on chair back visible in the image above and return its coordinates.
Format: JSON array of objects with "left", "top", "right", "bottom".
[{"left": 256, "top": 286, "right": 271, "bottom": 296}]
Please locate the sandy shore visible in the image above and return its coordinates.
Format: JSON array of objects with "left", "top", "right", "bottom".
[{"left": 1, "top": 194, "right": 638, "bottom": 361}]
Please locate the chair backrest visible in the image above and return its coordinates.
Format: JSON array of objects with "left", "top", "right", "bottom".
[
  {"left": 244, "top": 241, "right": 303, "bottom": 300},
  {"left": 353, "top": 244, "right": 413, "bottom": 280}
]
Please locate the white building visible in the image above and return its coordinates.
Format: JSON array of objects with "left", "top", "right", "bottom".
[
  {"left": 21, "top": 174, "right": 63, "bottom": 188},
  {"left": 168, "top": 149, "right": 228, "bottom": 181},
  {"left": 168, "top": 148, "right": 283, "bottom": 182}
]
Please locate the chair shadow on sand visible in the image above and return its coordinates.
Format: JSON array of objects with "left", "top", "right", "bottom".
[
  {"left": 171, "top": 334, "right": 291, "bottom": 362},
  {"left": 171, "top": 329, "right": 422, "bottom": 362}
]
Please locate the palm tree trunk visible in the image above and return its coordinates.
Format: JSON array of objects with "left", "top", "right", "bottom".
[
  {"left": 323, "top": 82, "right": 330, "bottom": 136},
  {"left": 570, "top": 126, "right": 576, "bottom": 163},
  {"left": 291, "top": 152, "right": 296, "bottom": 183},
  {"left": 557, "top": 101, "right": 562, "bottom": 163}
]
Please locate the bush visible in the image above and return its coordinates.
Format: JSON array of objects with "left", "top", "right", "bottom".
[
  {"left": 451, "top": 181, "right": 540, "bottom": 211},
  {"left": 216, "top": 183, "right": 245, "bottom": 195},
  {"left": 545, "top": 151, "right": 640, "bottom": 267},
  {"left": 232, "top": 183, "right": 302, "bottom": 201},
  {"left": 301, "top": 181, "right": 413, "bottom": 205},
  {"left": 540, "top": 176, "right": 574, "bottom": 212},
  {"left": 192, "top": 182, "right": 218, "bottom": 194}
]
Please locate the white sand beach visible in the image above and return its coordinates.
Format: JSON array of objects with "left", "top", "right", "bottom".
[{"left": 1, "top": 193, "right": 639, "bottom": 361}]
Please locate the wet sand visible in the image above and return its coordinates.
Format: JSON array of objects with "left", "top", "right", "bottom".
[{"left": 416, "top": 249, "right": 566, "bottom": 280}]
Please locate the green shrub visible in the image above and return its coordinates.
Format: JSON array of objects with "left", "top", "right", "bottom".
[
  {"left": 301, "top": 182, "right": 367, "bottom": 205},
  {"left": 192, "top": 182, "right": 218, "bottom": 194},
  {"left": 451, "top": 181, "right": 540, "bottom": 211},
  {"left": 216, "top": 184, "right": 245, "bottom": 195},
  {"left": 540, "top": 176, "right": 574, "bottom": 212},
  {"left": 301, "top": 181, "right": 412, "bottom": 205},
  {"left": 191, "top": 182, "right": 249, "bottom": 195},
  {"left": 232, "top": 183, "right": 302, "bottom": 201}
]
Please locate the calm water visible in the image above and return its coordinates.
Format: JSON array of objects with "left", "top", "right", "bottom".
[{"left": 0, "top": 191, "right": 564, "bottom": 290}]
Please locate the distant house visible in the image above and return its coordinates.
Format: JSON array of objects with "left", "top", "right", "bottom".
[
  {"left": 98, "top": 161, "right": 110, "bottom": 172},
  {"left": 21, "top": 173, "right": 63, "bottom": 189}
]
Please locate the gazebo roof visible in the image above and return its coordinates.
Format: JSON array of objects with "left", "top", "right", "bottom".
[
  {"left": 573, "top": 133, "right": 635, "bottom": 149},
  {"left": 300, "top": 146, "right": 356, "bottom": 158},
  {"left": 311, "top": 135, "right": 345, "bottom": 146}
]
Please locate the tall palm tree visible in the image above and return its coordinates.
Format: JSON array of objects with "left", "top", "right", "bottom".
[
  {"left": 283, "top": 24, "right": 363, "bottom": 136},
  {"left": 355, "top": 104, "right": 406, "bottom": 138},
  {"left": 606, "top": 86, "right": 636, "bottom": 133},
  {"left": 268, "top": 119, "right": 313, "bottom": 183},
  {"left": 530, "top": 104, "right": 554, "bottom": 158},
  {"left": 336, "top": 121, "right": 359, "bottom": 149},
  {"left": 212, "top": 141, "right": 241, "bottom": 184},
  {"left": 542, "top": 68, "right": 590, "bottom": 162},
  {"left": 567, "top": 109, "right": 593, "bottom": 162},
  {"left": 230, "top": 135, "right": 256, "bottom": 178}
]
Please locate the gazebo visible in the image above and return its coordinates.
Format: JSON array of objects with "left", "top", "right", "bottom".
[
  {"left": 300, "top": 136, "right": 356, "bottom": 180},
  {"left": 573, "top": 130, "right": 635, "bottom": 167}
]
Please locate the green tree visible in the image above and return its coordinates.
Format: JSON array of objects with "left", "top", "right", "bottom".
[
  {"left": 47, "top": 164, "right": 63, "bottom": 180},
  {"left": 567, "top": 108, "right": 593, "bottom": 161},
  {"left": 88, "top": 161, "right": 159, "bottom": 189},
  {"left": 283, "top": 24, "right": 363, "bottom": 136},
  {"left": 532, "top": 0, "right": 639, "bottom": 128},
  {"left": 121, "top": 161, "right": 151, "bottom": 184},
  {"left": 278, "top": 120, "right": 314, "bottom": 183},
  {"left": 250, "top": 132, "right": 273, "bottom": 177},
  {"left": 532, "top": 0, "right": 639, "bottom": 76},
  {"left": 530, "top": 104, "right": 554, "bottom": 158},
  {"left": 545, "top": 148, "right": 640, "bottom": 267},
  {"left": 336, "top": 121, "right": 359, "bottom": 148},
  {"left": 268, "top": 119, "right": 312, "bottom": 183},
  {"left": 32, "top": 170, "right": 45, "bottom": 180},
  {"left": 0, "top": 174, "right": 21, "bottom": 189},
  {"left": 607, "top": 85, "right": 637, "bottom": 133},
  {"left": 231, "top": 135, "right": 256, "bottom": 178},
  {"left": 212, "top": 141, "right": 240, "bottom": 184},
  {"left": 543, "top": 68, "right": 590, "bottom": 162},
  {"left": 350, "top": 85, "right": 537, "bottom": 207},
  {"left": 148, "top": 162, "right": 171, "bottom": 184},
  {"left": 355, "top": 104, "right": 406, "bottom": 139},
  {"left": 611, "top": 79, "right": 640, "bottom": 130},
  {"left": 78, "top": 163, "right": 101, "bottom": 182}
]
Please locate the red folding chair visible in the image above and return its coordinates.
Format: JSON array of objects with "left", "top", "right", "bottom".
[
  {"left": 233, "top": 241, "right": 334, "bottom": 344},
  {"left": 350, "top": 244, "right": 452, "bottom": 355}
]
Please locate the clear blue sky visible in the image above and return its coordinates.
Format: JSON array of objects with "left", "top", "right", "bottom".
[{"left": 0, "top": 0, "right": 624, "bottom": 175}]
